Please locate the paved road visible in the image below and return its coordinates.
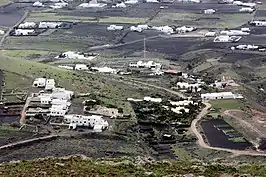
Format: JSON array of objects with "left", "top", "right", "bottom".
[{"left": 191, "top": 102, "right": 266, "bottom": 156}]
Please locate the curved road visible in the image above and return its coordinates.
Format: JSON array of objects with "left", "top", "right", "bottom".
[{"left": 191, "top": 102, "right": 266, "bottom": 156}]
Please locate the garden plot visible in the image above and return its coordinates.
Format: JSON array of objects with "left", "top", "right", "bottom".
[
  {"left": 150, "top": 12, "right": 253, "bottom": 29},
  {"left": 60, "top": 5, "right": 158, "bottom": 18},
  {"left": 201, "top": 119, "right": 252, "bottom": 150}
]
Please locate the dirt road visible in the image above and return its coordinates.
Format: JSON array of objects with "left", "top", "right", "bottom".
[{"left": 191, "top": 103, "right": 266, "bottom": 156}]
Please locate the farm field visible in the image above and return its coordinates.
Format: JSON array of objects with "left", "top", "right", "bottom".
[{"left": 201, "top": 119, "right": 252, "bottom": 150}]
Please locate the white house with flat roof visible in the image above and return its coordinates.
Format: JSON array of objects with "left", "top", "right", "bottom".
[
  {"left": 143, "top": 96, "right": 162, "bottom": 103},
  {"left": 201, "top": 92, "right": 243, "bottom": 100},
  {"left": 45, "top": 79, "right": 55, "bottom": 90},
  {"left": 129, "top": 60, "right": 162, "bottom": 69},
  {"left": 33, "top": 78, "right": 46, "bottom": 88},
  {"left": 64, "top": 114, "right": 109, "bottom": 131},
  {"left": 171, "top": 107, "right": 189, "bottom": 114}
]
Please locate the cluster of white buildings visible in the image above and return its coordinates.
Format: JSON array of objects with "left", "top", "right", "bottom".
[
  {"left": 107, "top": 25, "right": 124, "bottom": 31},
  {"left": 129, "top": 60, "right": 162, "bottom": 69},
  {"left": 176, "top": 82, "right": 202, "bottom": 92},
  {"left": 12, "top": 29, "right": 35, "bottom": 36},
  {"left": 28, "top": 78, "right": 73, "bottom": 117},
  {"left": 64, "top": 114, "right": 109, "bottom": 131},
  {"left": 78, "top": 0, "right": 107, "bottom": 8},
  {"left": 55, "top": 51, "right": 97, "bottom": 60},
  {"left": 249, "top": 20, "right": 266, "bottom": 26},
  {"left": 106, "top": 23, "right": 196, "bottom": 35},
  {"left": 214, "top": 35, "right": 242, "bottom": 43},
  {"left": 204, "top": 9, "right": 216, "bottom": 14},
  {"left": 29, "top": 78, "right": 109, "bottom": 132},
  {"left": 231, "top": 44, "right": 266, "bottom": 52},
  {"left": 32, "top": 1, "right": 68, "bottom": 9},
  {"left": 210, "top": 76, "right": 239, "bottom": 88},
  {"left": 18, "top": 21, "right": 63, "bottom": 29},
  {"left": 58, "top": 64, "right": 118, "bottom": 74}
]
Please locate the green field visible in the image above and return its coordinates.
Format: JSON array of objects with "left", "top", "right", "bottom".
[
  {"left": 210, "top": 99, "right": 244, "bottom": 110},
  {"left": 27, "top": 12, "right": 148, "bottom": 24},
  {"left": 0, "top": 0, "right": 10, "bottom": 5},
  {"left": 0, "top": 50, "right": 148, "bottom": 115},
  {"left": 150, "top": 12, "right": 253, "bottom": 28},
  {"left": 228, "top": 137, "right": 247, "bottom": 143}
]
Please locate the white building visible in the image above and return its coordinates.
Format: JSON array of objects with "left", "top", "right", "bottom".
[
  {"left": 91, "top": 67, "right": 117, "bottom": 74},
  {"left": 112, "top": 2, "right": 126, "bottom": 7},
  {"left": 239, "top": 7, "right": 255, "bottom": 13},
  {"left": 152, "top": 26, "right": 174, "bottom": 34},
  {"left": 0, "top": 30, "right": 4, "bottom": 35},
  {"left": 50, "top": 2, "right": 68, "bottom": 9},
  {"left": 213, "top": 35, "right": 242, "bottom": 42},
  {"left": 170, "top": 100, "right": 195, "bottom": 106},
  {"left": 51, "top": 99, "right": 71, "bottom": 107},
  {"left": 38, "top": 22, "right": 62, "bottom": 29},
  {"left": 176, "top": 26, "right": 196, "bottom": 33},
  {"left": 58, "top": 65, "right": 74, "bottom": 70},
  {"left": 107, "top": 25, "right": 124, "bottom": 31},
  {"left": 14, "top": 29, "right": 34, "bottom": 36},
  {"left": 45, "top": 79, "right": 55, "bottom": 90},
  {"left": 55, "top": 51, "right": 97, "bottom": 60},
  {"left": 204, "top": 9, "right": 216, "bottom": 14},
  {"left": 143, "top": 96, "right": 162, "bottom": 103},
  {"left": 179, "top": 0, "right": 201, "bottom": 3},
  {"left": 78, "top": 0, "right": 107, "bottom": 8},
  {"left": 127, "top": 98, "right": 143, "bottom": 102},
  {"left": 49, "top": 105, "right": 68, "bottom": 116},
  {"left": 129, "top": 60, "right": 162, "bottom": 69},
  {"left": 124, "top": 0, "right": 138, "bottom": 4},
  {"left": 52, "top": 88, "right": 74, "bottom": 100},
  {"left": 40, "top": 97, "right": 52, "bottom": 104},
  {"left": 64, "top": 114, "right": 109, "bottom": 131},
  {"left": 201, "top": 92, "right": 244, "bottom": 100},
  {"left": 231, "top": 44, "right": 259, "bottom": 51},
  {"left": 249, "top": 21, "right": 266, "bottom": 26},
  {"left": 33, "top": 78, "right": 46, "bottom": 88},
  {"left": 75, "top": 64, "right": 89, "bottom": 70},
  {"left": 32, "top": 1, "right": 44, "bottom": 7},
  {"left": 205, "top": 31, "right": 216, "bottom": 37},
  {"left": 130, "top": 24, "right": 149, "bottom": 32},
  {"left": 171, "top": 107, "right": 190, "bottom": 114},
  {"left": 146, "top": 0, "right": 159, "bottom": 2},
  {"left": 220, "top": 30, "right": 250, "bottom": 36},
  {"left": 18, "top": 22, "right": 36, "bottom": 29},
  {"left": 176, "top": 82, "right": 201, "bottom": 92}
]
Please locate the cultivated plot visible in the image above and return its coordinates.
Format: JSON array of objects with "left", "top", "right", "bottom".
[{"left": 201, "top": 119, "right": 252, "bottom": 150}]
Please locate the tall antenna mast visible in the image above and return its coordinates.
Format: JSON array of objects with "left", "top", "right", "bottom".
[{"left": 143, "top": 37, "right": 146, "bottom": 59}]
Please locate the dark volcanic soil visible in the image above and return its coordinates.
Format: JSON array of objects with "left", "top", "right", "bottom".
[
  {"left": 0, "top": 134, "right": 149, "bottom": 163},
  {"left": 201, "top": 119, "right": 252, "bottom": 150}
]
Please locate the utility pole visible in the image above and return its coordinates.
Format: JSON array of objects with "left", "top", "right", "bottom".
[{"left": 143, "top": 37, "right": 146, "bottom": 59}]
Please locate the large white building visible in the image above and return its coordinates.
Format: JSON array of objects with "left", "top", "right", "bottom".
[
  {"left": 129, "top": 60, "right": 162, "bottom": 69},
  {"left": 38, "top": 22, "right": 62, "bottom": 29},
  {"left": 201, "top": 92, "right": 244, "bottom": 100},
  {"left": 64, "top": 114, "right": 109, "bottom": 131},
  {"left": 143, "top": 96, "right": 162, "bottom": 103},
  {"left": 55, "top": 51, "right": 97, "bottom": 60},
  {"left": 33, "top": 78, "right": 46, "bottom": 88},
  {"left": 45, "top": 79, "right": 55, "bottom": 90}
]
